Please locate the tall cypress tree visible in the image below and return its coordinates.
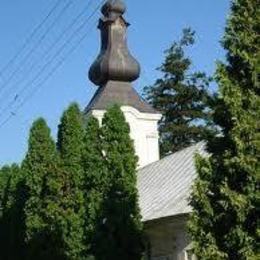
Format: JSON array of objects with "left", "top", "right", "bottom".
[
  {"left": 57, "top": 103, "right": 86, "bottom": 259},
  {"left": 82, "top": 116, "right": 105, "bottom": 255},
  {"left": 23, "top": 118, "right": 62, "bottom": 259},
  {"left": 144, "top": 28, "right": 216, "bottom": 156},
  {"left": 94, "top": 105, "right": 144, "bottom": 260},
  {"left": 189, "top": 0, "right": 259, "bottom": 259}
]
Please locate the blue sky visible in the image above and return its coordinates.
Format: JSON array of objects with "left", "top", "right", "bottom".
[{"left": 0, "top": 0, "right": 230, "bottom": 166}]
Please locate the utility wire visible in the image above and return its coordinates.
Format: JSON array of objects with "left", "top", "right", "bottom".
[
  {"left": 0, "top": 0, "right": 99, "bottom": 116},
  {"left": 0, "top": 0, "right": 73, "bottom": 96},
  {"left": 0, "top": 0, "right": 94, "bottom": 106},
  {"left": 0, "top": 0, "right": 62, "bottom": 80},
  {"left": 0, "top": 24, "right": 96, "bottom": 129},
  {"left": 0, "top": 0, "right": 105, "bottom": 129}
]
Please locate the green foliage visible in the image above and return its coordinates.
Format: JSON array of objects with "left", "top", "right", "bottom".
[
  {"left": 0, "top": 165, "right": 12, "bottom": 218},
  {"left": 144, "top": 28, "right": 216, "bottom": 156},
  {"left": 22, "top": 118, "right": 63, "bottom": 260},
  {"left": 0, "top": 164, "right": 27, "bottom": 260},
  {"left": 56, "top": 103, "right": 86, "bottom": 259},
  {"left": 82, "top": 116, "right": 105, "bottom": 255},
  {"left": 22, "top": 119, "right": 62, "bottom": 259},
  {"left": 189, "top": 0, "right": 260, "bottom": 259},
  {"left": 0, "top": 103, "right": 145, "bottom": 259},
  {"left": 93, "top": 105, "right": 144, "bottom": 260}
]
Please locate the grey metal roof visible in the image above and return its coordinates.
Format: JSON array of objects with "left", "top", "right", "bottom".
[
  {"left": 137, "top": 142, "right": 208, "bottom": 222},
  {"left": 85, "top": 81, "right": 158, "bottom": 114}
]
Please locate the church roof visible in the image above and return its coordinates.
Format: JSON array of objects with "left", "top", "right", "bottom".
[
  {"left": 137, "top": 142, "right": 208, "bottom": 222},
  {"left": 85, "top": 81, "right": 158, "bottom": 113}
]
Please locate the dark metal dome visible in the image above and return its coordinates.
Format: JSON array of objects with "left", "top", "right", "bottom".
[
  {"left": 86, "top": 0, "right": 158, "bottom": 114},
  {"left": 88, "top": 0, "right": 140, "bottom": 86}
]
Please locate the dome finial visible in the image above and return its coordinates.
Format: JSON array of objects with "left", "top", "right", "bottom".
[{"left": 101, "top": 0, "right": 126, "bottom": 17}]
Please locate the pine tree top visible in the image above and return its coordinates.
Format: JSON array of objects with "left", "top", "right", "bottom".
[
  {"left": 24, "top": 118, "right": 56, "bottom": 169},
  {"left": 57, "top": 103, "right": 84, "bottom": 165},
  {"left": 102, "top": 104, "right": 138, "bottom": 169},
  {"left": 102, "top": 104, "right": 131, "bottom": 136},
  {"left": 144, "top": 28, "right": 216, "bottom": 155}
]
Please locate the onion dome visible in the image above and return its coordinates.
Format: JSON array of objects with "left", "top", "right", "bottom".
[
  {"left": 88, "top": 0, "right": 141, "bottom": 86},
  {"left": 85, "top": 0, "right": 158, "bottom": 114}
]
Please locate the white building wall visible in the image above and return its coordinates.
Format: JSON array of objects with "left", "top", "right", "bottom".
[{"left": 91, "top": 106, "right": 161, "bottom": 168}]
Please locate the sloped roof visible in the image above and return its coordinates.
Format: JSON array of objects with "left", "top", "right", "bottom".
[
  {"left": 137, "top": 142, "right": 208, "bottom": 222},
  {"left": 85, "top": 81, "right": 158, "bottom": 114}
]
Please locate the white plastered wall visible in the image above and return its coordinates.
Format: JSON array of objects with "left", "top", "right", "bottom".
[{"left": 91, "top": 106, "right": 162, "bottom": 168}]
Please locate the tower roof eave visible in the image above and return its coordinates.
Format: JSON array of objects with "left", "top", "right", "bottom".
[{"left": 85, "top": 81, "right": 160, "bottom": 115}]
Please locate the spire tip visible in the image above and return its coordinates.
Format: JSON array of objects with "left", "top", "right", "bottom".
[{"left": 101, "top": 0, "right": 126, "bottom": 17}]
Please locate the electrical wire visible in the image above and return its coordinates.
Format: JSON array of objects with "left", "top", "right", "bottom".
[
  {"left": 0, "top": 1, "right": 100, "bottom": 117},
  {"left": 0, "top": 0, "right": 105, "bottom": 129},
  {"left": 0, "top": 0, "right": 73, "bottom": 96},
  {"left": 0, "top": 0, "right": 63, "bottom": 78},
  {"left": 0, "top": 0, "right": 95, "bottom": 106}
]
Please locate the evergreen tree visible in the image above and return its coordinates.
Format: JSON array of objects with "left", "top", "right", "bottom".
[
  {"left": 23, "top": 118, "right": 62, "bottom": 259},
  {"left": 94, "top": 105, "right": 144, "bottom": 260},
  {"left": 0, "top": 165, "right": 11, "bottom": 219},
  {"left": 0, "top": 165, "right": 13, "bottom": 259},
  {"left": 144, "top": 28, "right": 216, "bottom": 156},
  {"left": 82, "top": 116, "right": 105, "bottom": 255},
  {"left": 57, "top": 103, "right": 86, "bottom": 259},
  {"left": 0, "top": 164, "right": 27, "bottom": 260},
  {"left": 189, "top": 0, "right": 259, "bottom": 259}
]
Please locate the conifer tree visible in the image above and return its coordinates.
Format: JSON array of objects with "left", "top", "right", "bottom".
[
  {"left": 0, "top": 165, "right": 15, "bottom": 258},
  {"left": 56, "top": 103, "right": 86, "bottom": 259},
  {"left": 22, "top": 118, "right": 62, "bottom": 259},
  {"left": 94, "top": 105, "right": 144, "bottom": 260},
  {"left": 0, "top": 164, "right": 26, "bottom": 260},
  {"left": 144, "top": 28, "right": 216, "bottom": 156},
  {"left": 82, "top": 116, "right": 105, "bottom": 254},
  {"left": 189, "top": 0, "right": 259, "bottom": 259},
  {"left": 0, "top": 165, "right": 11, "bottom": 219},
  {"left": 0, "top": 165, "right": 13, "bottom": 259}
]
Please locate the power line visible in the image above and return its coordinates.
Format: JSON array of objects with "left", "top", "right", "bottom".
[
  {"left": 0, "top": 25, "right": 95, "bottom": 129},
  {"left": 0, "top": 0, "right": 73, "bottom": 96},
  {"left": 0, "top": 0, "right": 95, "bottom": 107},
  {"left": 0, "top": 0, "right": 62, "bottom": 79},
  {"left": 0, "top": 0, "right": 100, "bottom": 116},
  {"left": 0, "top": 0, "right": 105, "bottom": 129}
]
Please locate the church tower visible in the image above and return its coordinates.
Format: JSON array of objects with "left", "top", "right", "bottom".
[{"left": 86, "top": 0, "right": 161, "bottom": 168}]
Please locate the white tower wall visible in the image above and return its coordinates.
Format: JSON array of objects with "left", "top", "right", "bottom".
[{"left": 91, "top": 106, "right": 161, "bottom": 168}]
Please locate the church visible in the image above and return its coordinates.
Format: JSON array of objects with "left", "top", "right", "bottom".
[{"left": 86, "top": 1, "right": 204, "bottom": 259}]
